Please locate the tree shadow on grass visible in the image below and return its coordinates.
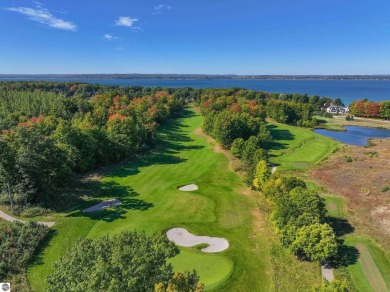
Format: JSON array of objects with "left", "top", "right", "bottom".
[
  {"left": 266, "top": 124, "right": 295, "bottom": 152},
  {"left": 324, "top": 216, "right": 355, "bottom": 236},
  {"left": 28, "top": 228, "right": 57, "bottom": 267},
  {"left": 329, "top": 239, "right": 359, "bottom": 268},
  {"left": 106, "top": 151, "right": 188, "bottom": 179},
  {"left": 105, "top": 116, "right": 204, "bottom": 178},
  {"left": 66, "top": 182, "right": 153, "bottom": 222},
  {"left": 97, "top": 182, "right": 135, "bottom": 198}
]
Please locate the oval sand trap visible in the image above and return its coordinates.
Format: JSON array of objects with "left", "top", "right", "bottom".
[
  {"left": 166, "top": 228, "right": 229, "bottom": 253},
  {"left": 178, "top": 184, "right": 198, "bottom": 191}
]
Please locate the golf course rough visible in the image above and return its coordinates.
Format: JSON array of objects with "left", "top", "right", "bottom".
[{"left": 166, "top": 228, "right": 229, "bottom": 252}]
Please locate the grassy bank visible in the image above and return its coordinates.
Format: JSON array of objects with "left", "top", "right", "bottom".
[{"left": 316, "top": 116, "right": 390, "bottom": 131}]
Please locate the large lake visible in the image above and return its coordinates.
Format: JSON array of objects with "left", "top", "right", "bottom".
[
  {"left": 1, "top": 78, "right": 390, "bottom": 105},
  {"left": 314, "top": 126, "right": 390, "bottom": 146}
]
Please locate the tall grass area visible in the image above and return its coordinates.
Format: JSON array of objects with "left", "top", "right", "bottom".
[{"left": 28, "top": 108, "right": 273, "bottom": 291}]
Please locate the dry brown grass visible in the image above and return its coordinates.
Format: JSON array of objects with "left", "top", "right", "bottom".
[{"left": 311, "top": 138, "right": 390, "bottom": 250}]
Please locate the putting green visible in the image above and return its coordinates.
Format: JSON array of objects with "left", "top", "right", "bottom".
[
  {"left": 169, "top": 249, "right": 234, "bottom": 290},
  {"left": 267, "top": 121, "right": 339, "bottom": 171},
  {"left": 28, "top": 108, "right": 270, "bottom": 291}
]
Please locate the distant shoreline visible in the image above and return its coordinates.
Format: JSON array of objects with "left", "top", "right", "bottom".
[{"left": 1, "top": 74, "right": 390, "bottom": 81}]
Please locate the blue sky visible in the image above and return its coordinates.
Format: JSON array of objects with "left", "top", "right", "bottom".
[{"left": 1, "top": 0, "right": 390, "bottom": 74}]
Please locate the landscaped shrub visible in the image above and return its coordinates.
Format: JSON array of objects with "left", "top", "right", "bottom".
[{"left": 20, "top": 206, "right": 51, "bottom": 218}]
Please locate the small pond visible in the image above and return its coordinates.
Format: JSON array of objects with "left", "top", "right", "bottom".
[{"left": 314, "top": 126, "right": 390, "bottom": 146}]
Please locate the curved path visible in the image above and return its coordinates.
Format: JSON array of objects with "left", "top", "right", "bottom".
[{"left": 0, "top": 210, "right": 55, "bottom": 227}]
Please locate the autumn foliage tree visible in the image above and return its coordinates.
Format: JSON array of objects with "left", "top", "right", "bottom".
[{"left": 0, "top": 84, "right": 185, "bottom": 210}]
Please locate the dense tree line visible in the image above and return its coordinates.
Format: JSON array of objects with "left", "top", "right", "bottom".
[
  {"left": 47, "top": 231, "right": 203, "bottom": 292},
  {"left": 0, "top": 81, "right": 201, "bottom": 100},
  {"left": 200, "top": 92, "right": 268, "bottom": 147},
  {"left": 266, "top": 100, "right": 318, "bottom": 127},
  {"left": 0, "top": 85, "right": 186, "bottom": 212},
  {"left": 349, "top": 99, "right": 390, "bottom": 119},
  {"left": 253, "top": 165, "right": 338, "bottom": 262},
  {"left": 0, "top": 221, "right": 48, "bottom": 289}
]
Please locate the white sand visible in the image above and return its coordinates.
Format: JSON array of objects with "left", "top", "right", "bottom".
[
  {"left": 178, "top": 184, "right": 198, "bottom": 191},
  {"left": 0, "top": 210, "right": 55, "bottom": 227},
  {"left": 83, "top": 199, "right": 122, "bottom": 212},
  {"left": 166, "top": 228, "right": 229, "bottom": 253}
]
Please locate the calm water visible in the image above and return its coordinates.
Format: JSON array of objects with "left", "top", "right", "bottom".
[
  {"left": 314, "top": 126, "right": 390, "bottom": 146},
  {"left": 1, "top": 78, "right": 390, "bottom": 105}
]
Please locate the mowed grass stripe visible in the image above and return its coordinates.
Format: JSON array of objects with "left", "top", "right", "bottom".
[
  {"left": 342, "top": 237, "right": 390, "bottom": 292},
  {"left": 356, "top": 243, "right": 388, "bottom": 292}
]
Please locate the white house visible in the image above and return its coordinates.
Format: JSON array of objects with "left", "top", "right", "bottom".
[{"left": 326, "top": 106, "right": 349, "bottom": 114}]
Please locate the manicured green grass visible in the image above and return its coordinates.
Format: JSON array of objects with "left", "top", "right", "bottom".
[
  {"left": 340, "top": 237, "right": 390, "bottom": 292},
  {"left": 322, "top": 195, "right": 346, "bottom": 218},
  {"left": 28, "top": 217, "right": 96, "bottom": 292},
  {"left": 169, "top": 249, "right": 234, "bottom": 290},
  {"left": 28, "top": 108, "right": 271, "bottom": 291},
  {"left": 267, "top": 122, "right": 339, "bottom": 171}
]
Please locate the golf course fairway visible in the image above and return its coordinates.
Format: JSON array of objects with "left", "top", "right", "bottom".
[{"left": 28, "top": 108, "right": 270, "bottom": 291}]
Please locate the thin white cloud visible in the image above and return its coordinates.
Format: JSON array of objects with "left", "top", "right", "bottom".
[
  {"left": 153, "top": 4, "right": 171, "bottom": 14},
  {"left": 154, "top": 5, "right": 164, "bottom": 10},
  {"left": 130, "top": 27, "right": 143, "bottom": 32},
  {"left": 6, "top": 3, "right": 77, "bottom": 31},
  {"left": 115, "top": 16, "right": 138, "bottom": 27},
  {"left": 103, "top": 34, "right": 122, "bottom": 40}
]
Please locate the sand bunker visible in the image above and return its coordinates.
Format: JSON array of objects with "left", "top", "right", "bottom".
[
  {"left": 166, "top": 228, "right": 229, "bottom": 253},
  {"left": 83, "top": 199, "right": 122, "bottom": 212},
  {"left": 178, "top": 184, "right": 198, "bottom": 191}
]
